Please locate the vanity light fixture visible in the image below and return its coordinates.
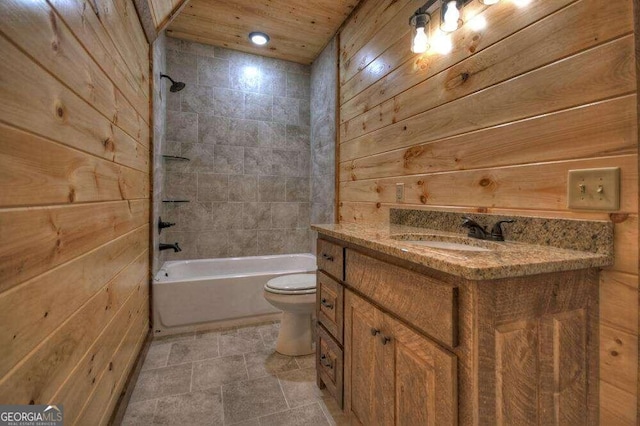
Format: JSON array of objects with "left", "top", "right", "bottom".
[
  {"left": 249, "top": 31, "right": 270, "bottom": 45},
  {"left": 440, "top": 0, "right": 462, "bottom": 32},
  {"left": 410, "top": 9, "right": 431, "bottom": 53}
]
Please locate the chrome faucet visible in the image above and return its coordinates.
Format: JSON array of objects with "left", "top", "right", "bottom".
[{"left": 159, "top": 242, "right": 182, "bottom": 252}]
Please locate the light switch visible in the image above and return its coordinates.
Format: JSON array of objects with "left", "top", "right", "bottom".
[
  {"left": 567, "top": 167, "right": 620, "bottom": 210},
  {"left": 396, "top": 183, "right": 404, "bottom": 202}
]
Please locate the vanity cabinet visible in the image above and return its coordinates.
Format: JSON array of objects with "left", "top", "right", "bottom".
[
  {"left": 315, "top": 235, "right": 600, "bottom": 425},
  {"left": 344, "top": 290, "right": 457, "bottom": 426}
]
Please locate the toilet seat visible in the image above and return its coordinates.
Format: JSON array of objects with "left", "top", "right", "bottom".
[{"left": 265, "top": 273, "right": 316, "bottom": 295}]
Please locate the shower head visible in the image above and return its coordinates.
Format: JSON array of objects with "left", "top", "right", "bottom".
[{"left": 160, "top": 73, "right": 186, "bottom": 92}]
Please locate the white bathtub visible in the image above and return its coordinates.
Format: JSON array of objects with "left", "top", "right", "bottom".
[{"left": 152, "top": 254, "right": 317, "bottom": 335}]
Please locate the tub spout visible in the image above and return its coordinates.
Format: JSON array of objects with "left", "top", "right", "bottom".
[{"left": 160, "top": 242, "right": 181, "bottom": 252}]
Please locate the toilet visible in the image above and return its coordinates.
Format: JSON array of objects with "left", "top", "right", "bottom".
[{"left": 263, "top": 273, "right": 316, "bottom": 356}]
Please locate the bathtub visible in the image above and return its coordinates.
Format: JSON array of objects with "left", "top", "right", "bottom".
[{"left": 152, "top": 254, "right": 317, "bottom": 335}]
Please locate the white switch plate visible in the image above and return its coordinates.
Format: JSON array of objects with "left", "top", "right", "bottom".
[
  {"left": 396, "top": 183, "right": 404, "bottom": 202},
  {"left": 567, "top": 167, "right": 620, "bottom": 210}
]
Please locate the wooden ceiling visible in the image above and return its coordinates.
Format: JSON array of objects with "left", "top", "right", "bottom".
[{"left": 166, "top": 0, "right": 359, "bottom": 64}]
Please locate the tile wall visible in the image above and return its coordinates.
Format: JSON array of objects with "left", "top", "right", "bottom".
[
  {"left": 310, "top": 38, "right": 337, "bottom": 227},
  {"left": 160, "top": 38, "right": 313, "bottom": 261},
  {"left": 152, "top": 33, "right": 167, "bottom": 274}
]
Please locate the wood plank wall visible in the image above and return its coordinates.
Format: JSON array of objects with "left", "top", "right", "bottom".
[
  {"left": 337, "top": 0, "right": 639, "bottom": 423},
  {"left": 0, "top": 0, "right": 151, "bottom": 423}
]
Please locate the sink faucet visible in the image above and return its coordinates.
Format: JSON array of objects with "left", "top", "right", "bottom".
[
  {"left": 461, "top": 217, "right": 488, "bottom": 240},
  {"left": 159, "top": 242, "right": 181, "bottom": 252},
  {"left": 461, "top": 217, "right": 515, "bottom": 241},
  {"left": 488, "top": 220, "right": 515, "bottom": 241}
]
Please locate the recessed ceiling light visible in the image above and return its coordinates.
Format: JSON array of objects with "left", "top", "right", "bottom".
[{"left": 249, "top": 32, "right": 270, "bottom": 46}]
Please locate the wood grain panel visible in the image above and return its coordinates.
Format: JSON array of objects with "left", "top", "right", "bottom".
[
  {"left": 341, "top": 0, "right": 633, "bottom": 143},
  {"left": 0, "top": 0, "right": 148, "bottom": 146},
  {"left": 0, "top": 35, "right": 149, "bottom": 172},
  {"left": 345, "top": 249, "right": 458, "bottom": 348},
  {"left": 149, "top": 0, "right": 185, "bottom": 29},
  {"left": 540, "top": 310, "right": 589, "bottom": 425},
  {"left": 0, "top": 124, "right": 149, "bottom": 207},
  {"left": 341, "top": 96, "right": 637, "bottom": 181},
  {"left": 386, "top": 314, "right": 457, "bottom": 426},
  {"left": 340, "top": 0, "right": 413, "bottom": 79},
  {"left": 0, "top": 0, "right": 150, "bottom": 421},
  {"left": 340, "top": 0, "right": 574, "bottom": 117},
  {"left": 93, "top": 0, "right": 149, "bottom": 93},
  {"left": 340, "top": 0, "right": 424, "bottom": 86},
  {"left": 47, "top": 0, "right": 150, "bottom": 114},
  {"left": 0, "top": 265, "right": 146, "bottom": 405},
  {"left": 56, "top": 291, "right": 149, "bottom": 425},
  {"left": 0, "top": 227, "right": 148, "bottom": 380},
  {"left": 167, "top": 0, "right": 357, "bottom": 65},
  {"left": 601, "top": 325, "right": 638, "bottom": 395},
  {"left": 340, "top": 155, "right": 637, "bottom": 211},
  {"left": 344, "top": 289, "right": 381, "bottom": 425},
  {"left": 495, "top": 321, "right": 539, "bottom": 425},
  {"left": 601, "top": 271, "right": 639, "bottom": 334},
  {"left": 601, "top": 381, "right": 637, "bottom": 425},
  {"left": 0, "top": 200, "right": 149, "bottom": 292},
  {"left": 341, "top": 35, "right": 636, "bottom": 162}
]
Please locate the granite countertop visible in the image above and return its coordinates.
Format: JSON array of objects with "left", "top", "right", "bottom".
[{"left": 311, "top": 222, "right": 614, "bottom": 280}]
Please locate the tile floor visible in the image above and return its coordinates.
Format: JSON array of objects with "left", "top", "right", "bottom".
[{"left": 120, "top": 322, "right": 348, "bottom": 425}]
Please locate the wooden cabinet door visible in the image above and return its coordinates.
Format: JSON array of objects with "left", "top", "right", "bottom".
[
  {"left": 383, "top": 314, "right": 458, "bottom": 426},
  {"left": 344, "top": 290, "right": 385, "bottom": 426}
]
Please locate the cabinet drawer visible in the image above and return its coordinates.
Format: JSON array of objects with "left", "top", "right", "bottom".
[
  {"left": 317, "top": 272, "right": 344, "bottom": 344},
  {"left": 345, "top": 250, "right": 458, "bottom": 348},
  {"left": 317, "top": 239, "right": 344, "bottom": 281},
  {"left": 317, "top": 325, "right": 344, "bottom": 408}
]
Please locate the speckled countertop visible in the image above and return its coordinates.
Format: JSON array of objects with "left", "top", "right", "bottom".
[{"left": 311, "top": 222, "right": 614, "bottom": 280}]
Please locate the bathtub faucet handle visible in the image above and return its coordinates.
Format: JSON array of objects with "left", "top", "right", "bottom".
[
  {"left": 159, "top": 242, "right": 181, "bottom": 252},
  {"left": 158, "top": 217, "right": 176, "bottom": 234}
]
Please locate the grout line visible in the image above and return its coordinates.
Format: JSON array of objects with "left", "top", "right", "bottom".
[
  {"left": 220, "top": 385, "right": 226, "bottom": 425},
  {"left": 189, "top": 361, "right": 194, "bottom": 393},
  {"left": 276, "top": 375, "right": 291, "bottom": 410}
]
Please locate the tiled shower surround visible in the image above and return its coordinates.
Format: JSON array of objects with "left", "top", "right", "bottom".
[{"left": 160, "top": 38, "right": 313, "bottom": 260}]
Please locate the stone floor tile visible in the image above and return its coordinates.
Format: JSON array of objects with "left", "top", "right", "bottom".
[
  {"left": 245, "top": 349, "right": 299, "bottom": 379},
  {"left": 153, "top": 388, "right": 224, "bottom": 425},
  {"left": 121, "top": 399, "right": 157, "bottom": 425},
  {"left": 258, "top": 402, "right": 329, "bottom": 426},
  {"left": 131, "top": 363, "right": 192, "bottom": 402},
  {"left": 222, "top": 376, "right": 288, "bottom": 424},
  {"left": 167, "top": 338, "right": 220, "bottom": 365},
  {"left": 142, "top": 343, "right": 172, "bottom": 371},
  {"left": 192, "top": 354, "right": 248, "bottom": 390},
  {"left": 294, "top": 354, "right": 316, "bottom": 369},
  {"left": 277, "top": 367, "right": 323, "bottom": 408}
]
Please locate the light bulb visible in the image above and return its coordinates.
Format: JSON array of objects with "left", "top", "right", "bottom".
[
  {"left": 468, "top": 15, "right": 487, "bottom": 31},
  {"left": 442, "top": 1, "right": 461, "bottom": 32},
  {"left": 513, "top": 0, "right": 531, "bottom": 7},
  {"left": 412, "top": 27, "right": 429, "bottom": 53},
  {"left": 249, "top": 32, "right": 270, "bottom": 45},
  {"left": 432, "top": 31, "right": 453, "bottom": 55},
  {"left": 480, "top": 0, "right": 499, "bottom": 4}
]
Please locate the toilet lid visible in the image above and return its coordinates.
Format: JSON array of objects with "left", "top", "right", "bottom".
[{"left": 265, "top": 274, "right": 316, "bottom": 293}]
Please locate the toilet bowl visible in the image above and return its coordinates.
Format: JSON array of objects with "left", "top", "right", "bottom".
[{"left": 263, "top": 273, "right": 316, "bottom": 356}]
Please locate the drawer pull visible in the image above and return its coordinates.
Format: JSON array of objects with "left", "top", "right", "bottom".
[
  {"left": 381, "top": 335, "right": 392, "bottom": 345},
  {"left": 321, "top": 253, "right": 334, "bottom": 262},
  {"left": 370, "top": 328, "right": 380, "bottom": 336},
  {"left": 320, "top": 354, "right": 333, "bottom": 369},
  {"left": 321, "top": 298, "right": 334, "bottom": 309}
]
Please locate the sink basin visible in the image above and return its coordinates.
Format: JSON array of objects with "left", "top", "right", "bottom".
[{"left": 390, "top": 234, "right": 499, "bottom": 252}]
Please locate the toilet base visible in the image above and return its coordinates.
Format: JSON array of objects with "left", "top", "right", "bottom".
[{"left": 275, "top": 312, "right": 314, "bottom": 356}]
